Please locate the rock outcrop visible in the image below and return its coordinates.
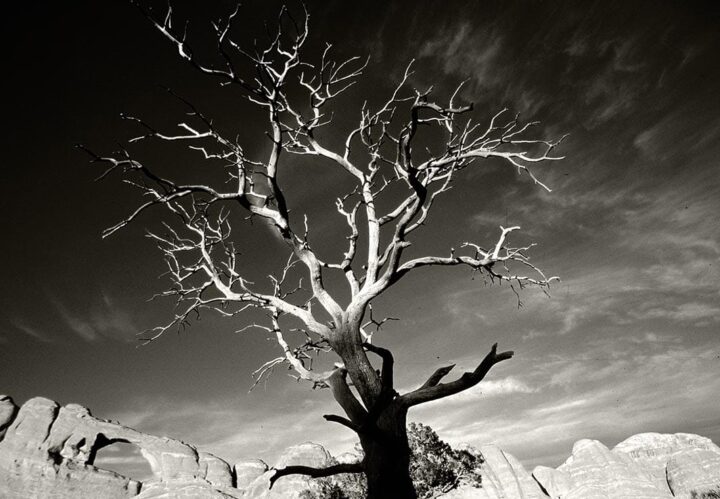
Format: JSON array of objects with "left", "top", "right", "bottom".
[
  {"left": 1, "top": 395, "right": 719, "bottom": 498},
  {"left": 532, "top": 439, "right": 671, "bottom": 498},
  {"left": 666, "top": 449, "right": 720, "bottom": 498},
  {"left": 234, "top": 458, "right": 268, "bottom": 490},
  {"left": 533, "top": 433, "right": 720, "bottom": 499},
  {"left": 242, "top": 442, "right": 333, "bottom": 499},
  {"left": 0, "top": 395, "right": 18, "bottom": 441},
  {"left": 0, "top": 397, "right": 141, "bottom": 499},
  {"left": 438, "top": 444, "right": 546, "bottom": 498},
  {"left": 0, "top": 397, "right": 240, "bottom": 499},
  {"left": 0, "top": 398, "right": 345, "bottom": 498},
  {"left": 614, "top": 432, "right": 720, "bottom": 498}
]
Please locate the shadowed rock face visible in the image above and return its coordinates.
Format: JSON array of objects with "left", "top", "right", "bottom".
[{"left": 0, "top": 395, "right": 18, "bottom": 441}]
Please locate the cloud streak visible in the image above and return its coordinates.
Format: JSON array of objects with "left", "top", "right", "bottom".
[
  {"left": 50, "top": 293, "right": 138, "bottom": 343},
  {"left": 11, "top": 320, "right": 53, "bottom": 343}
]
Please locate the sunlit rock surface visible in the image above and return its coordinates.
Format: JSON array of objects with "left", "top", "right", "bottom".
[
  {"left": 0, "top": 396, "right": 238, "bottom": 498},
  {"left": 438, "top": 444, "right": 546, "bottom": 498},
  {"left": 242, "top": 442, "right": 333, "bottom": 498},
  {"left": 0, "top": 398, "right": 140, "bottom": 498},
  {"left": 533, "top": 433, "right": 720, "bottom": 499},
  {"left": 234, "top": 458, "right": 268, "bottom": 490},
  {"left": 1, "top": 395, "right": 719, "bottom": 498},
  {"left": 614, "top": 432, "right": 720, "bottom": 497},
  {"left": 535, "top": 439, "right": 671, "bottom": 498},
  {"left": 199, "top": 452, "right": 234, "bottom": 488},
  {"left": 666, "top": 449, "right": 720, "bottom": 498}
]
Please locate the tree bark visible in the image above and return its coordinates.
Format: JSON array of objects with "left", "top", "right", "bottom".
[{"left": 359, "top": 404, "right": 416, "bottom": 499}]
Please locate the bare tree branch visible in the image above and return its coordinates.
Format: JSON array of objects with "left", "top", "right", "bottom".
[
  {"left": 270, "top": 461, "right": 365, "bottom": 489},
  {"left": 92, "top": 5, "right": 565, "bottom": 491},
  {"left": 418, "top": 364, "right": 456, "bottom": 390},
  {"left": 400, "top": 343, "right": 514, "bottom": 407}
]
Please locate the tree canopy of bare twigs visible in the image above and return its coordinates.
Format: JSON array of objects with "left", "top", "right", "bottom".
[{"left": 81, "top": 3, "right": 565, "bottom": 497}]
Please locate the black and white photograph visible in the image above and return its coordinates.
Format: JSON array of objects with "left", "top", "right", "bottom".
[{"left": 1, "top": 1, "right": 719, "bottom": 497}]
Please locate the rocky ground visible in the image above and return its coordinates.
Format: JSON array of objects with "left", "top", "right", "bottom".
[{"left": 1, "top": 394, "right": 719, "bottom": 498}]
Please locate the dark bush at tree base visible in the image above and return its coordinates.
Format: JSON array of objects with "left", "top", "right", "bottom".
[{"left": 302, "top": 423, "right": 483, "bottom": 498}]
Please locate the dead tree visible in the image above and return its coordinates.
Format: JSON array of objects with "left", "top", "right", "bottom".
[{"left": 81, "top": 3, "right": 564, "bottom": 498}]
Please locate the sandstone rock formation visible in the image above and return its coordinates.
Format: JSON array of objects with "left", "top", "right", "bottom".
[
  {"left": 438, "top": 444, "right": 546, "bottom": 498},
  {"left": 0, "top": 395, "right": 17, "bottom": 441},
  {"left": 0, "top": 398, "right": 353, "bottom": 498},
  {"left": 1, "top": 395, "right": 719, "bottom": 498},
  {"left": 242, "top": 442, "right": 333, "bottom": 499},
  {"left": 0, "top": 397, "right": 141, "bottom": 499},
  {"left": 614, "top": 432, "right": 720, "bottom": 498},
  {"left": 532, "top": 439, "right": 671, "bottom": 498},
  {"left": 0, "top": 397, "right": 239, "bottom": 499},
  {"left": 666, "top": 449, "right": 720, "bottom": 498},
  {"left": 533, "top": 433, "right": 720, "bottom": 499},
  {"left": 234, "top": 458, "right": 268, "bottom": 490}
]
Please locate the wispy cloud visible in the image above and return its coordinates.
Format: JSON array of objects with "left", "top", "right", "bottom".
[
  {"left": 51, "top": 293, "right": 138, "bottom": 343},
  {"left": 419, "top": 22, "right": 504, "bottom": 93},
  {"left": 11, "top": 319, "right": 53, "bottom": 343}
]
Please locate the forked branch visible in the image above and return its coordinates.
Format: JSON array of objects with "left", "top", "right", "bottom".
[{"left": 400, "top": 343, "right": 514, "bottom": 407}]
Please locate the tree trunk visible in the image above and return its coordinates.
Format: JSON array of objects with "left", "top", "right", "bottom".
[
  {"left": 331, "top": 326, "right": 418, "bottom": 497},
  {"left": 359, "top": 404, "right": 417, "bottom": 499}
]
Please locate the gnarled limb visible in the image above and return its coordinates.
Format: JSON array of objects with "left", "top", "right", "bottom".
[
  {"left": 326, "top": 368, "right": 368, "bottom": 424},
  {"left": 400, "top": 343, "right": 514, "bottom": 407},
  {"left": 363, "top": 342, "right": 394, "bottom": 392},
  {"left": 417, "top": 364, "right": 456, "bottom": 390},
  {"left": 270, "top": 461, "right": 364, "bottom": 489},
  {"left": 323, "top": 414, "right": 362, "bottom": 433}
]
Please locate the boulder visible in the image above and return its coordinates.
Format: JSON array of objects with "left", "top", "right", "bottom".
[
  {"left": 614, "top": 432, "right": 720, "bottom": 491},
  {"left": 275, "top": 441, "right": 332, "bottom": 469},
  {"left": 0, "top": 397, "right": 59, "bottom": 460},
  {"left": 199, "top": 452, "right": 234, "bottom": 488},
  {"left": 470, "top": 444, "right": 547, "bottom": 498},
  {"left": 666, "top": 448, "right": 720, "bottom": 498},
  {"left": 532, "top": 465, "right": 571, "bottom": 497},
  {"left": 532, "top": 439, "right": 672, "bottom": 499},
  {"left": 244, "top": 442, "right": 333, "bottom": 499},
  {"left": 234, "top": 459, "right": 268, "bottom": 490},
  {"left": 438, "top": 445, "right": 547, "bottom": 498}
]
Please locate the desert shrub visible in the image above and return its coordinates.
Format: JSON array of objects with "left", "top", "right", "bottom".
[
  {"left": 300, "top": 467, "right": 367, "bottom": 499},
  {"left": 302, "top": 423, "right": 482, "bottom": 498},
  {"left": 408, "top": 422, "right": 483, "bottom": 497}
]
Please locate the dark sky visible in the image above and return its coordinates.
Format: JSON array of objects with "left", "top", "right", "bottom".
[{"left": 1, "top": 0, "right": 719, "bottom": 474}]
